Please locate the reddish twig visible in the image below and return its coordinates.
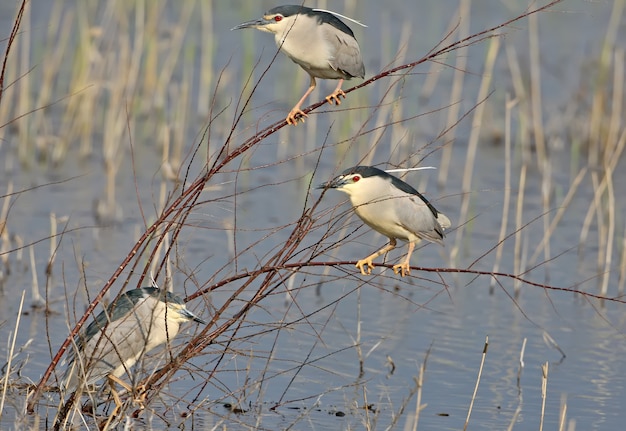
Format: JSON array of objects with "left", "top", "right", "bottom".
[{"left": 0, "top": 0, "right": 27, "bottom": 105}]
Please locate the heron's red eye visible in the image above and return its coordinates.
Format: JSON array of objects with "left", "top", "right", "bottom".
[
  {"left": 274, "top": 15, "right": 283, "bottom": 22},
  {"left": 352, "top": 176, "right": 360, "bottom": 182}
]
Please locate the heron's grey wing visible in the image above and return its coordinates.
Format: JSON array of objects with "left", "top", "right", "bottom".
[
  {"left": 81, "top": 294, "right": 137, "bottom": 347},
  {"left": 62, "top": 329, "right": 118, "bottom": 391},
  {"left": 393, "top": 194, "right": 445, "bottom": 245},
  {"left": 323, "top": 26, "right": 364, "bottom": 78},
  {"left": 76, "top": 307, "right": 153, "bottom": 387},
  {"left": 62, "top": 294, "right": 136, "bottom": 389},
  {"left": 436, "top": 212, "right": 451, "bottom": 230}
]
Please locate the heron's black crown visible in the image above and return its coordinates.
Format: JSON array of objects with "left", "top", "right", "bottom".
[
  {"left": 340, "top": 166, "right": 440, "bottom": 218},
  {"left": 266, "top": 5, "right": 356, "bottom": 38}
]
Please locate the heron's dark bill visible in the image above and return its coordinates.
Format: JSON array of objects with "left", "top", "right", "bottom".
[
  {"left": 317, "top": 177, "right": 346, "bottom": 190},
  {"left": 231, "top": 18, "right": 269, "bottom": 31},
  {"left": 181, "top": 308, "right": 207, "bottom": 325}
]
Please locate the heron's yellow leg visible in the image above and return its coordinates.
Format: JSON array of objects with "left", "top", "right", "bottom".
[
  {"left": 356, "top": 239, "right": 397, "bottom": 275},
  {"left": 287, "top": 76, "right": 317, "bottom": 125},
  {"left": 325, "top": 79, "right": 346, "bottom": 105},
  {"left": 392, "top": 241, "right": 419, "bottom": 277}
]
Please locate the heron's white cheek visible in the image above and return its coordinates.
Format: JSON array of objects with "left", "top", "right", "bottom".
[{"left": 335, "top": 186, "right": 352, "bottom": 196}]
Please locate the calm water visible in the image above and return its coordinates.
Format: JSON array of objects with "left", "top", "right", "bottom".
[{"left": 1, "top": 0, "right": 625, "bottom": 429}]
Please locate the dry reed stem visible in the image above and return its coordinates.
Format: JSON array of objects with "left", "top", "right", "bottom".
[
  {"left": 490, "top": 93, "right": 516, "bottom": 293},
  {"left": 0, "top": 182, "right": 12, "bottom": 274},
  {"left": 507, "top": 338, "right": 527, "bottom": 430},
  {"left": 513, "top": 162, "right": 528, "bottom": 295},
  {"left": 578, "top": 128, "right": 626, "bottom": 265},
  {"left": 437, "top": 0, "right": 470, "bottom": 188},
  {"left": 579, "top": 0, "right": 624, "bottom": 272},
  {"left": 619, "top": 222, "right": 626, "bottom": 294},
  {"left": 463, "top": 336, "right": 488, "bottom": 431},
  {"left": 410, "top": 349, "right": 430, "bottom": 431},
  {"left": 28, "top": 245, "right": 42, "bottom": 308},
  {"left": 0, "top": 290, "right": 25, "bottom": 419},
  {"left": 355, "top": 287, "right": 364, "bottom": 377},
  {"left": 362, "top": 386, "right": 371, "bottom": 431},
  {"left": 605, "top": 50, "right": 624, "bottom": 163},
  {"left": 389, "top": 19, "right": 415, "bottom": 163},
  {"left": 450, "top": 36, "right": 500, "bottom": 264},
  {"left": 197, "top": 0, "right": 214, "bottom": 117},
  {"left": 16, "top": 0, "right": 30, "bottom": 159},
  {"left": 419, "top": 2, "right": 463, "bottom": 102},
  {"left": 507, "top": 403, "right": 523, "bottom": 431},
  {"left": 528, "top": 167, "right": 587, "bottom": 268},
  {"left": 379, "top": 348, "right": 429, "bottom": 430},
  {"left": 517, "top": 338, "right": 527, "bottom": 387},
  {"left": 540, "top": 362, "right": 549, "bottom": 431},
  {"left": 355, "top": 41, "right": 419, "bottom": 169},
  {"left": 599, "top": 49, "right": 624, "bottom": 295},
  {"left": 33, "top": 0, "right": 67, "bottom": 113},
  {"left": 600, "top": 163, "right": 615, "bottom": 296},
  {"left": 505, "top": 43, "right": 532, "bottom": 163},
  {"left": 528, "top": 11, "right": 547, "bottom": 167},
  {"left": 559, "top": 393, "right": 568, "bottom": 431}
]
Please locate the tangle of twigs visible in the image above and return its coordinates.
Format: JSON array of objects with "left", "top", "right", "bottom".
[{"left": 25, "top": 0, "right": 579, "bottom": 422}]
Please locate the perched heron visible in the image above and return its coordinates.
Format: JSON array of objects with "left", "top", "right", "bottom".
[
  {"left": 232, "top": 5, "right": 365, "bottom": 125},
  {"left": 319, "top": 166, "right": 451, "bottom": 276},
  {"left": 62, "top": 287, "right": 206, "bottom": 399}
]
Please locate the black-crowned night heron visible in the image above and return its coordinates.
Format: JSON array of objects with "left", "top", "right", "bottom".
[
  {"left": 319, "top": 166, "right": 451, "bottom": 277},
  {"left": 232, "top": 5, "right": 365, "bottom": 125},
  {"left": 62, "top": 287, "right": 206, "bottom": 402}
]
